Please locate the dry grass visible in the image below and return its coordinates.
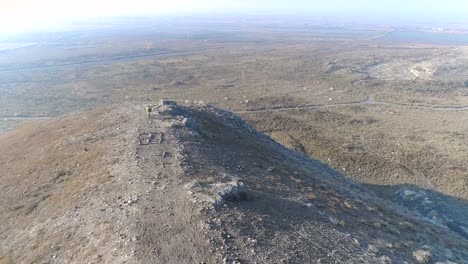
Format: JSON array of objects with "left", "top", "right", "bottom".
[
  {"left": 0, "top": 106, "right": 135, "bottom": 263},
  {"left": 243, "top": 105, "right": 468, "bottom": 199}
]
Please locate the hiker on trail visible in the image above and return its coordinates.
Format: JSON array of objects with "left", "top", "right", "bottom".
[{"left": 145, "top": 105, "right": 152, "bottom": 118}]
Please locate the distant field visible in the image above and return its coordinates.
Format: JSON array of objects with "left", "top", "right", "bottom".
[
  {"left": 0, "top": 42, "right": 37, "bottom": 51},
  {"left": 377, "top": 30, "right": 468, "bottom": 45}
]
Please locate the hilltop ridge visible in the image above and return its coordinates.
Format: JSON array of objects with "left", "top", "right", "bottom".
[{"left": 0, "top": 101, "right": 467, "bottom": 263}]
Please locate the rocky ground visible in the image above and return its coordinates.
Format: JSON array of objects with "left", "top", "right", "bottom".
[{"left": 0, "top": 101, "right": 467, "bottom": 263}]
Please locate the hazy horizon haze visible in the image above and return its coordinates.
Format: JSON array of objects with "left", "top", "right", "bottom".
[{"left": 0, "top": 0, "right": 467, "bottom": 35}]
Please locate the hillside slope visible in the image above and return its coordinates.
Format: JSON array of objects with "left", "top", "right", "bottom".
[{"left": 0, "top": 101, "right": 467, "bottom": 263}]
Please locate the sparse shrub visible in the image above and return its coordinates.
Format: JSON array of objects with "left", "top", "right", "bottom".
[
  {"left": 266, "top": 175, "right": 280, "bottom": 182},
  {"left": 204, "top": 176, "right": 216, "bottom": 184},
  {"left": 305, "top": 193, "right": 317, "bottom": 201},
  {"left": 338, "top": 220, "right": 345, "bottom": 227},
  {"left": 254, "top": 183, "right": 263, "bottom": 190},
  {"left": 269, "top": 131, "right": 306, "bottom": 154}
]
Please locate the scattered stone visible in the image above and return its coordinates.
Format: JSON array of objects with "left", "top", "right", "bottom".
[
  {"left": 412, "top": 249, "right": 432, "bottom": 263},
  {"left": 186, "top": 180, "right": 247, "bottom": 206},
  {"left": 353, "top": 238, "right": 360, "bottom": 246},
  {"left": 395, "top": 187, "right": 468, "bottom": 239},
  {"left": 343, "top": 201, "right": 353, "bottom": 209},
  {"left": 329, "top": 216, "right": 339, "bottom": 225},
  {"left": 367, "top": 244, "right": 379, "bottom": 254},
  {"left": 160, "top": 99, "right": 177, "bottom": 106},
  {"left": 380, "top": 255, "right": 392, "bottom": 264}
]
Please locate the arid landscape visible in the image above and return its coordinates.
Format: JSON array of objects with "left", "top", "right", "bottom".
[
  {"left": 1, "top": 101, "right": 467, "bottom": 263},
  {"left": 0, "top": 17, "right": 467, "bottom": 263}
]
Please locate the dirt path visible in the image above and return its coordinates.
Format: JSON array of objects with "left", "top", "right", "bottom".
[
  {"left": 365, "top": 97, "right": 468, "bottom": 111},
  {"left": 366, "top": 29, "right": 396, "bottom": 40},
  {"left": 131, "top": 107, "right": 218, "bottom": 263},
  {"left": 0, "top": 48, "right": 225, "bottom": 73},
  {"left": 240, "top": 96, "right": 468, "bottom": 113},
  {"left": 0, "top": 116, "right": 51, "bottom": 121}
]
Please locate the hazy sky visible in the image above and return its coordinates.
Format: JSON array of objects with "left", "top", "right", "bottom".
[{"left": 0, "top": 0, "right": 467, "bottom": 34}]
